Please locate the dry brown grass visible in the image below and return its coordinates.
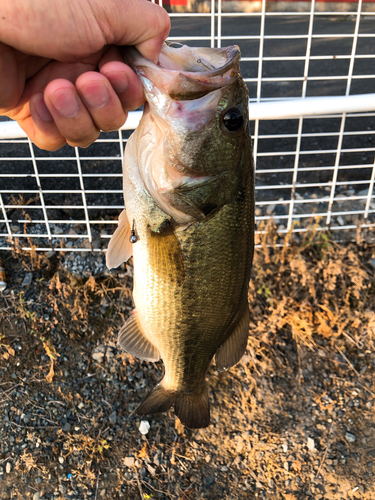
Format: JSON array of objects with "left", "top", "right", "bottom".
[
  {"left": 248, "top": 219, "right": 375, "bottom": 376},
  {"left": 1, "top": 219, "right": 375, "bottom": 499}
]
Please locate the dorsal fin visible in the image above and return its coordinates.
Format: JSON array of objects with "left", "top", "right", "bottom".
[
  {"left": 106, "top": 210, "right": 133, "bottom": 269},
  {"left": 118, "top": 310, "right": 160, "bottom": 362}
]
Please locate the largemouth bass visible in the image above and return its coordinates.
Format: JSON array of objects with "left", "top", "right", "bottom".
[{"left": 106, "top": 43, "right": 254, "bottom": 428}]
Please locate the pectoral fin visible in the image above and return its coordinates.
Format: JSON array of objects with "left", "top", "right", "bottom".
[
  {"left": 106, "top": 210, "right": 133, "bottom": 269},
  {"left": 215, "top": 307, "right": 249, "bottom": 372},
  {"left": 149, "top": 224, "right": 185, "bottom": 285},
  {"left": 118, "top": 310, "right": 160, "bottom": 362}
]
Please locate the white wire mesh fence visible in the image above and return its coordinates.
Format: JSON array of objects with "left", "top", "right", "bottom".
[{"left": 0, "top": 0, "right": 375, "bottom": 253}]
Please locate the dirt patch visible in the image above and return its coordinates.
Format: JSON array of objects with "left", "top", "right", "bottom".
[{"left": 1, "top": 222, "right": 375, "bottom": 499}]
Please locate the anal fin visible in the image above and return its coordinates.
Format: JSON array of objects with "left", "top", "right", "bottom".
[
  {"left": 118, "top": 310, "right": 160, "bottom": 362},
  {"left": 106, "top": 209, "right": 133, "bottom": 269},
  {"left": 215, "top": 306, "right": 249, "bottom": 372}
]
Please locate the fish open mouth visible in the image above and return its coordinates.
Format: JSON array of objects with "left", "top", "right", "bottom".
[
  {"left": 123, "top": 43, "right": 241, "bottom": 100},
  {"left": 159, "top": 42, "right": 240, "bottom": 76},
  {"left": 121, "top": 43, "right": 246, "bottom": 224}
]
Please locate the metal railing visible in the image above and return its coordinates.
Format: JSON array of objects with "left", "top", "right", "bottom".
[{"left": 1, "top": 0, "right": 375, "bottom": 252}]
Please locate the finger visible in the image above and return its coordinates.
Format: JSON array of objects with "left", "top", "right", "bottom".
[
  {"left": 43, "top": 79, "right": 100, "bottom": 148},
  {"left": 27, "top": 92, "right": 67, "bottom": 150},
  {"left": 108, "top": 0, "right": 170, "bottom": 63},
  {"left": 99, "top": 48, "right": 144, "bottom": 111},
  {"left": 75, "top": 71, "right": 127, "bottom": 132},
  {"left": 10, "top": 59, "right": 101, "bottom": 123},
  {"left": 0, "top": 43, "right": 23, "bottom": 114},
  {"left": 134, "top": 8, "right": 171, "bottom": 64},
  {"left": 101, "top": 61, "right": 144, "bottom": 111}
]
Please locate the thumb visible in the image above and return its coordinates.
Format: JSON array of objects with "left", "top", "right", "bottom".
[{"left": 108, "top": 0, "right": 170, "bottom": 63}]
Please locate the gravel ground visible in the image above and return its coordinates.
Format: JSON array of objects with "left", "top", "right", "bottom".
[{"left": 1, "top": 224, "right": 375, "bottom": 499}]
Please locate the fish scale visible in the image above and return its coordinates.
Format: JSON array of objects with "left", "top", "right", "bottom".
[
  {"left": 107, "top": 43, "right": 254, "bottom": 428},
  {"left": 130, "top": 181, "right": 253, "bottom": 385}
]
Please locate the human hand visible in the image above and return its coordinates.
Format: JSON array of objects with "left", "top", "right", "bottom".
[{"left": 0, "top": 0, "right": 170, "bottom": 150}]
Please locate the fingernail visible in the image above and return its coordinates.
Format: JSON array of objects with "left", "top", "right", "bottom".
[
  {"left": 33, "top": 93, "right": 53, "bottom": 122},
  {"left": 81, "top": 83, "right": 110, "bottom": 109},
  {"left": 105, "top": 72, "right": 129, "bottom": 93},
  {"left": 50, "top": 88, "right": 79, "bottom": 117}
]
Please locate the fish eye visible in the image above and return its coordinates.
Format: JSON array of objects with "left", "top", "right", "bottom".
[{"left": 222, "top": 107, "right": 244, "bottom": 132}]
